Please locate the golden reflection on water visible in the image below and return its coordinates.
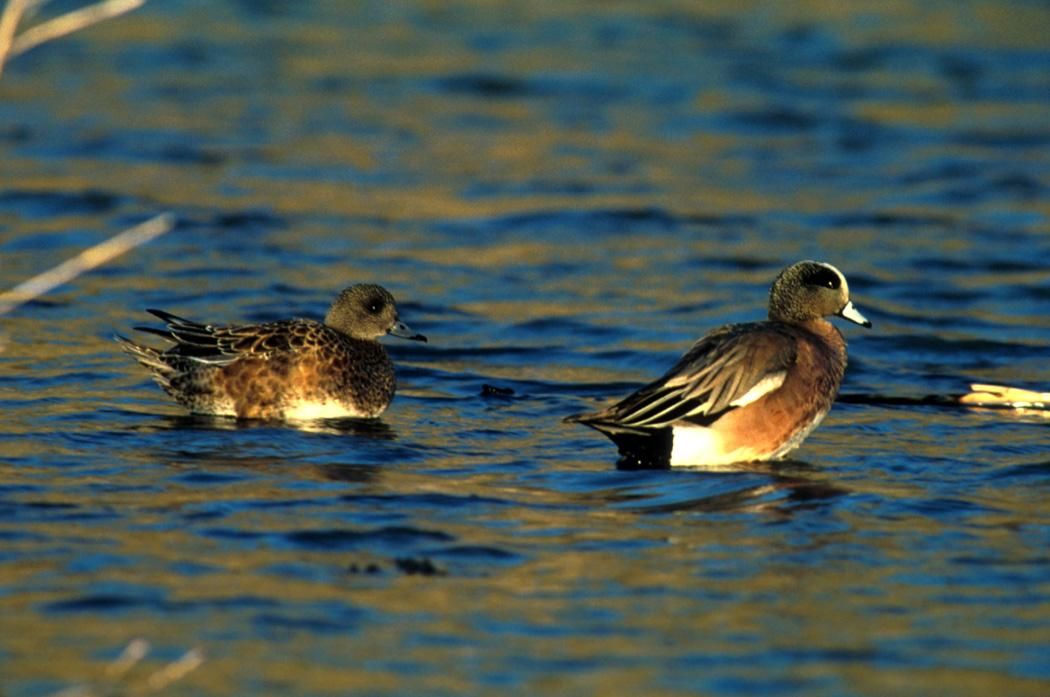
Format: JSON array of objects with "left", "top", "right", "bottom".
[
  {"left": 2, "top": 0, "right": 1048, "bottom": 694},
  {"left": 10, "top": 0, "right": 1041, "bottom": 223}
]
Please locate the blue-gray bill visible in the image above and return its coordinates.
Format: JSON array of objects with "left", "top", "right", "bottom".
[
  {"left": 389, "top": 321, "right": 427, "bottom": 342},
  {"left": 838, "top": 300, "right": 871, "bottom": 328}
]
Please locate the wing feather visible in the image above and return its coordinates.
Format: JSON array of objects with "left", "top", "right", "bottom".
[
  {"left": 572, "top": 323, "right": 797, "bottom": 430},
  {"left": 140, "top": 309, "right": 311, "bottom": 365}
]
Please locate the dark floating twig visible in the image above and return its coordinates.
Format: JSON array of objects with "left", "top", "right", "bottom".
[
  {"left": 347, "top": 562, "right": 382, "bottom": 575},
  {"left": 836, "top": 393, "right": 962, "bottom": 408},
  {"left": 394, "top": 557, "right": 446, "bottom": 576},
  {"left": 481, "top": 384, "right": 515, "bottom": 398},
  {"left": 347, "top": 557, "right": 448, "bottom": 576}
]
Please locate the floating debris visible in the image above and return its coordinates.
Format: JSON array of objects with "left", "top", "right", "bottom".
[{"left": 395, "top": 557, "right": 446, "bottom": 576}]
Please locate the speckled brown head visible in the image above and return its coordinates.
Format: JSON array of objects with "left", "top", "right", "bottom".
[
  {"left": 324, "top": 284, "right": 427, "bottom": 342},
  {"left": 767, "top": 261, "right": 871, "bottom": 328}
]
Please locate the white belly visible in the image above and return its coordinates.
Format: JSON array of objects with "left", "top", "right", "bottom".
[
  {"left": 283, "top": 400, "right": 372, "bottom": 420},
  {"left": 668, "top": 425, "right": 761, "bottom": 467},
  {"left": 668, "top": 409, "right": 828, "bottom": 467}
]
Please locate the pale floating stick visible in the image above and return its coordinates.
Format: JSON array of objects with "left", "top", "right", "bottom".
[
  {"left": 0, "top": 212, "right": 174, "bottom": 316},
  {"left": 105, "top": 638, "right": 151, "bottom": 679},
  {"left": 144, "top": 647, "right": 204, "bottom": 693},
  {"left": 10, "top": 0, "right": 144, "bottom": 59},
  {"left": 958, "top": 383, "right": 1050, "bottom": 409}
]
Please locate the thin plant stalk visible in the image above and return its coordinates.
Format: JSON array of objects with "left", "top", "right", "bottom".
[
  {"left": 0, "top": 0, "right": 145, "bottom": 77},
  {"left": 0, "top": 213, "right": 175, "bottom": 316}
]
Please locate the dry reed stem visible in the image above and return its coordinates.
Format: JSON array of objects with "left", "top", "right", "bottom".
[
  {"left": 0, "top": 0, "right": 30, "bottom": 77},
  {"left": 143, "top": 648, "right": 205, "bottom": 693},
  {"left": 0, "top": 0, "right": 144, "bottom": 77},
  {"left": 43, "top": 639, "right": 203, "bottom": 697},
  {"left": 106, "top": 638, "right": 151, "bottom": 679},
  {"left": 0, "top": 212, "right": 174, "bottom": 316},
  {"left": 12, "top": 0, "right": 143, "bottom": 57}
]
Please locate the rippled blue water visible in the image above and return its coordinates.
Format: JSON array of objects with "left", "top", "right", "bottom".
[{"left": 1, "top": 1, "right": 1048, "bottom": 695}]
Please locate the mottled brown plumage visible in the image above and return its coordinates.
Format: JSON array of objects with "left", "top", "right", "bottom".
[
  {"left": 566, "top": 261, "right": 871, "bottom": 466},
  {"left": 118, "top": 284, "right": 426, "bottom": 419}
]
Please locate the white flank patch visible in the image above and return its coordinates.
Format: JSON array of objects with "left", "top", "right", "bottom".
[
  {"left": 669, "top": 425, "right": 736, "bottom": 467},
  {"left": 729, "top": 372, "right": 786, "bottom": 408},
  {"left": 283, "top": 400, "right": 371, "bottom": 420},
  {"left": 668, "top": 413, "right": 824, "bottom": 468}
]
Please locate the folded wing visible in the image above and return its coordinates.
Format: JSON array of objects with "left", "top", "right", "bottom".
[
  {"left": 569, "top": 323, "right": 797, "bottom": 432},
  {"left": 135, "top": 309, "right": 304, "bottom": 365}
]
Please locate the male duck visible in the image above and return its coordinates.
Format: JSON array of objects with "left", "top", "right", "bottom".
[{"left": 566, "top": 260, "right": 871, "bottom": 466}]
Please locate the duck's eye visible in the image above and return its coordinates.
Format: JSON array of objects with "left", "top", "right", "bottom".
[
  {"left": 801, "top": 266, "right": 841, "bottom": 290},
  {"left": 366, "top": 299, "right": 384, "bottom": 315}
]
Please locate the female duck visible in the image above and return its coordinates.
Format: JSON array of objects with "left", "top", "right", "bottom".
[{"left": 119, "top": 284, "right": 426, "bottom": 420}]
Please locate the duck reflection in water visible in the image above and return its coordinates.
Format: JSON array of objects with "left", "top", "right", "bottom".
[
  {"left": 612, "top": 454, "right": 850, "bottom": 517},
  {"left": 146, "top": 413, "right": 399, "bottom": 438}
]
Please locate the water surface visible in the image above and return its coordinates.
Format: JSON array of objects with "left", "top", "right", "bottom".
[{"left": 1, "top": 1, "right": 1048, "bottom": 695}]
